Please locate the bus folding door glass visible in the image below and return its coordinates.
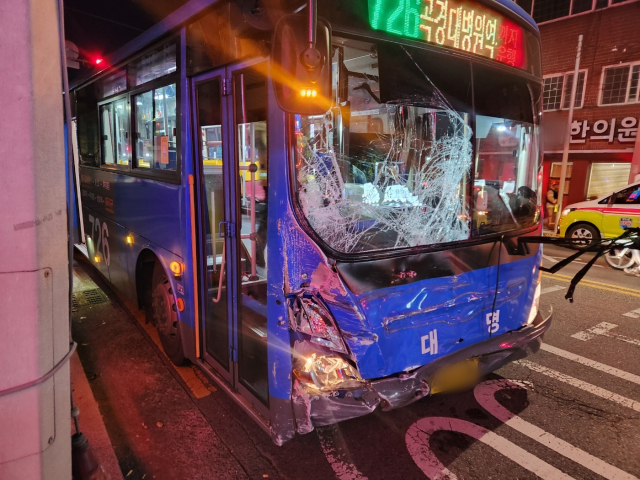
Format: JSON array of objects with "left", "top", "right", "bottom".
[
  {"left": 100, "top": 103, "right": 115, "bottom": 165},
  {"left": 153, "top": 84, "right": 177, "bottom": 171},
  {"left": 113, "top": 99, "right": 130, "bottom": 165},
  {"left": 473, "top": 66, "right": 540, "bottom": 235},
  {"left": 134, "top": 91, "right": 153, "bottom": 168},
  {"left": 234, "top": 67, "right": 269, "bottom": 405},
  {"left": 196, "top": 78, "right": 229, "bottom": 370}
]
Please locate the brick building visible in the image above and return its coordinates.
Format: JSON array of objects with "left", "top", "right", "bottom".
[{"left": 515, "top": 0, "right": 640, "bottom": 206}]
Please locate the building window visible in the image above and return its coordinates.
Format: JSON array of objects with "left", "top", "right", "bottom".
[
  {"left": 543, "top": 70, "right": 587, "bottom": 111},
  {"left": 600, "top": 63, "right": 640, "bottom": 105},
  {"left": 516, "top": 0, "right": 637, "bottom": 23},
  {"left": 532, "top": 0, "right": 570, "bottom": 23}
]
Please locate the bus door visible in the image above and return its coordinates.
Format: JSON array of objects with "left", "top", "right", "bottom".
[{"left": 192, "top": 61, "right": 269, "bottom": 416}]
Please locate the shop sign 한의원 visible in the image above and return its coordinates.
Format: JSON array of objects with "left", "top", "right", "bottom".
[{"left": 570, "top": 117, "right": 638, "bottom": 144}]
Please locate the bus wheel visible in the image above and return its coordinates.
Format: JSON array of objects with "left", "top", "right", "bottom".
[
  {"left": 151, "top": 262, "right": 187, "bottom": 366},
  {"left": 566, "top": 223, "right": 600, "bottom": 248}
]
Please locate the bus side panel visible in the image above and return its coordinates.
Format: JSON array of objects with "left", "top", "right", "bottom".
[
  {"left": 493, "top": 246, "right": 542, "bottom": 335},
  {"left": 82, "top": 207, "right": 111, "bottom": 281},
  {"left": 79, "top": 167, "right": 185, "bottom": 260},
  {"left": 265, "top": 81, "right": 298, "bottom": 444},
  {"left": 104, "top": 219, "right": 134, "bottom": 301},
  {"left": 114, "top": 175, "right": 184, "bottom": 259}
]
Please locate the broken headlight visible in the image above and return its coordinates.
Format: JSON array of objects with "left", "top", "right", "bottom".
[
  {"left": 527, "top": 282, "right": 541, "bottom": 325},
  {"left": 294, "top": 353, "right": 364, "bottom": 392},
  {"left": 290, "top": 294, "right": 348, "bottom": 354}
]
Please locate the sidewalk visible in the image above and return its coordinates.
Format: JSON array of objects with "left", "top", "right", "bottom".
[
  {"left": 70, "top": 352, "right": 123, "bottom": 480},
  {"left": 70, "top": 256, "right": 260, "bottom": 480}
]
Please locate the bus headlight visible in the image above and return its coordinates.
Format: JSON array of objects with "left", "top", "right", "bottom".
[
  {"left": 294, "top": 353, "right": 364, "bottom": 392},
  {"left": 527, "top": 282, "right": 541, "bottom": 325},
  {"left": 290, "top": 295, "right": 348, "bottom": 353}
]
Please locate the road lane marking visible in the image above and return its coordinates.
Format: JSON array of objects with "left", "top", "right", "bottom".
[
  {"left": 546, "top": 273, "right": 640, "bottom": 294},
  {"left": 571, "top": 322, "right": 619, "bottom": 341},
  {"left": 516, "top": 360, "right": 640, "bottom": 413},
  {"left": 572, "top": 322, "right": 640, "bottom": 347},
  {"left": 543, "top": 254, "right": 602, "bottom": 268},
  {"left": 622, "top": 308, "right": 640, "bottom": 318},
  {"left": 541, "top": 274, "right": 640, "bottom": 298},
  {"left": 474, "top": 380, "right": 637, "bottom": 480},
  {"left": 406, "top": 416, "right": 573, "bottom": 480},
  {"left": 540, "top": 344, "right": 640, "bottom": 386},
  {"left": 541, "top": 285, "right": 566, "bottom": 295},
  {"left": 318, "top": 425, "right": 369, "bottom": 480}
]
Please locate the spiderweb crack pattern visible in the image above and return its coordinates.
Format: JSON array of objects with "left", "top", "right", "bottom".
[{"left": 297, "top": 106, "right": 472, "bottom": 253}]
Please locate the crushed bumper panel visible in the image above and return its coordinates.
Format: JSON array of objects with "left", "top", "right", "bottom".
[{"left": 294, "top": 309, "right": 552, "bottom": 429}]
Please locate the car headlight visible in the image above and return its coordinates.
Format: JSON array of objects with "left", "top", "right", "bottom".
[
  {"left": 290, "top": 294, "right": 348, "bottom": 353},
  {"left": 294, "top": 352, "right": 364, "bottom": 392},
  {"left": 561, "top": 207, "right": 576, "bottom": 217},
  {"left": 527, "top": 282, "right": 541, "bottom": 325}
]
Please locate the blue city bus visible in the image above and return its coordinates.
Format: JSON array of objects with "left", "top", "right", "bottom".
[{"left": 70, "top": 0, "right": 551, "bottom": 444}]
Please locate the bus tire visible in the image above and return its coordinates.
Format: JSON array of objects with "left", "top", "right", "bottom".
[
  {"left": 566, "top": 223, "right": 600, "bottom": 248},
  {"left": 151, "top": 261, "right": 187, "bottom": 366}
]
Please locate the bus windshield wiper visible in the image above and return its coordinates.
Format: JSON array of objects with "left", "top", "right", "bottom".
[
  {"left": 516, "top": 228, "right": 640, "bottom": 302},
  {"left": 353, "top": 82, "right": 380, "bottom": 104}
]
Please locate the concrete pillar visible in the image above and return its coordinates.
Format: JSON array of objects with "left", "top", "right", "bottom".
[{"left": 0, "top": 0, "right": 72, "bottom": 479}]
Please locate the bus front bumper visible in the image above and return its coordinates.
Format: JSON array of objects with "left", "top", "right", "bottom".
[{"left": 292, "top": 308, "right": 552, "bottom": 430}]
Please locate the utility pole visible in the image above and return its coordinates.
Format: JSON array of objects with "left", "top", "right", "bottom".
[
  {"left": 0, "top": 0, "right": 72, "bottom": 478},
  {"left": 555, "top": 34, "right": 583, "bottom": 229}
]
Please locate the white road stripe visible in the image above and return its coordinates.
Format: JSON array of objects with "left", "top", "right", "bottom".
[
  {"left": 542, "top": 254, "right": 602, "bottom": 268},
  {"left": 318, "top": 425, "right": 369, "bottom": 480},
  {"left": 572, "top": 322, "right": 640, "bottom": 346},
  {"left": 571, "top": 322, "right": 618, "bottom": 341},
  {"left": 541, "top": 285, "right": 565, "bottom": 295},
  {"left": 406, "top": 416, "right": 573, "bottom": 480},
  {"left": 540, "top": 344, "right": 640, "bottom": 386},
  {"left": 622, "top": 308, "right": 640, "bottom": 318},
  {"left": 517, "top": 360, "right": 640, "bottom": 413},
  {"left": 475, "top": 380, "right": 638, "bottom": 480}
]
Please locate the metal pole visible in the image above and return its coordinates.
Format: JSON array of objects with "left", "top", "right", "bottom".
[
  {"left": 555, "top": 34, "right": 583, "bottom": 229},
  {"left": 308, "top": 0, "right": 317, "bottom": 48}
]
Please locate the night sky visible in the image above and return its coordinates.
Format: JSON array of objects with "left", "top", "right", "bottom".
[{"left": 64, "top": 0, "right": 190, "bottom": 65}]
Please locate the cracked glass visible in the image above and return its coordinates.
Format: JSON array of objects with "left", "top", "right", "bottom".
[{"left": 293, "top": 37, "right": 540, "bottom": 254}]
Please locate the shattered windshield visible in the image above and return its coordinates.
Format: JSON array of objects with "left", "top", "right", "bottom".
[{"left": 294, "top": 37, "right": 540, "bottom": 254}]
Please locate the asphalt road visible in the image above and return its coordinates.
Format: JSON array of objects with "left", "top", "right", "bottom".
[{"left": 73, "top": 246, "right": 640, "bottom": 480}]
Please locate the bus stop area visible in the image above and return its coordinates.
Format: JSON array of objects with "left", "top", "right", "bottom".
[
  {"left": 70, "top": 253, "right": 335, "bottom": 480},
  {"left": 71, "top": 248, "right": 640, "bottom": 480}
]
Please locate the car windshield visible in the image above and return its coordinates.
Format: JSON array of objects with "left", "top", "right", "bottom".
[{"left": 294, "top": 37, "right": 540, "bottom": 254}]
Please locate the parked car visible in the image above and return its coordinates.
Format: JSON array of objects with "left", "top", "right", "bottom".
[{"left": 558, "top": 182, "right": 640, "bottom": 245}]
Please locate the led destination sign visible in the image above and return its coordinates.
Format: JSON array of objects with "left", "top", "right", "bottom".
[{"left": 369, "top": 0, "right": 527, "bottom": 69}]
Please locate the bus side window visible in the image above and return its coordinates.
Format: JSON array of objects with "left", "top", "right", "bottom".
[{"left": 134, "top": 91, "right": 153, "bottom": 168}]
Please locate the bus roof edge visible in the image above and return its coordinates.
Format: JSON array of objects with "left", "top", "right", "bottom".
[{"left": 70, "top": 0, "right": 222, "bottom": 90}]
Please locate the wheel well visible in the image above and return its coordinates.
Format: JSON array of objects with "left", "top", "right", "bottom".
[
  {"left": 566, "top": 221, "right": 600, "bottom": 237},
  {"left": 135, "top": 249, "right": 159, "bottom": 310}
]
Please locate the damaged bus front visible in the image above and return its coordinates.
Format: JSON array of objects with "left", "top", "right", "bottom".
[{"left": 271, "top": 0, "right": 551, "bottom": 440}]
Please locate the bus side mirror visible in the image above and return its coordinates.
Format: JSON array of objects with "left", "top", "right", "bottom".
[{"left": 272, "top": 14, "right": 332, "bottom": 115}]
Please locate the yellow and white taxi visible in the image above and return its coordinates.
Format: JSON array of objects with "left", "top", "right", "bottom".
[{"left": 559, "top": 182, "right": 640, "bottom": 244}]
